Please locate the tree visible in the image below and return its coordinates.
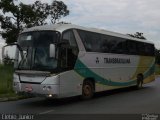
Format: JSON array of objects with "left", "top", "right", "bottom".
[
  {"left": 0, "top": 0, "right": 69, "bottom": 44},
  {"left": 127, "top": 32, "right": 146, "bottom": 40},
  {"left": 50, "top": 1, "right": 69, "bottom": 24}
]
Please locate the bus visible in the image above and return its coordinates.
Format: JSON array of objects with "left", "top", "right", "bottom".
[{"left": 2, "top": 23, "right": 155, "bottom": 99}]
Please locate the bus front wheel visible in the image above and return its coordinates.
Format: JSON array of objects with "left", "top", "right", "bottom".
[
  {"left": 137, "top": 74, "right": 143, "bottom": 89},
  {"left": 82, "top": 80, "right": 94, "bottom": 99}
]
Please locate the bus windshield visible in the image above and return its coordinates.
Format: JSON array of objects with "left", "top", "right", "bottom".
[{"left": 15, "top": 31, "right": 60, "bottom": 71}]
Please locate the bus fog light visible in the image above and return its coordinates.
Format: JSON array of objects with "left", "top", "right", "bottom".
[{"left": 48, "top": 94, "right": 52, "bottom": 97}]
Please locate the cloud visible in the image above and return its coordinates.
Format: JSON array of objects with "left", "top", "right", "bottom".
[
  {"left": 0, "top": 0, "right": 160, "bottom": 48},
  {"left": 62, "top": 0, "right": 160, "bottom": 28},
  {"left": 61, "top": 0, "right": 160, "bottom": 48}
]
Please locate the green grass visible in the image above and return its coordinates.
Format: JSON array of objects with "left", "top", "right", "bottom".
[
  {"left": 0, "top": 92, "right": 28, "bottom": 101},
  {"left": 0, "top": 64, "right": 14, "bottom": 94}
]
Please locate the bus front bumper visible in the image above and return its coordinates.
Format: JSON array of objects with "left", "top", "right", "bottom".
[{"left": 13, "top": 82, "right": 59, "bottom": 98}]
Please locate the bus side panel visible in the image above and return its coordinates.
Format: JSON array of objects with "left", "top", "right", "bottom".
[
  {"left": 75, "top": 52, "right": 138, "bottom": 92},
  {"left": 58, "top": 70, "right": 83, "bottom": 98},
  {"left": 138, "top": 56, "right": 155, "bottom": 84},
  {"left": 75, "top": 52, "right": 155, "bottom": 92}
]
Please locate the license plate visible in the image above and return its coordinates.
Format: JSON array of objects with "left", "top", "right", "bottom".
[{"left": 25, "top": 84, "right": 33, "bottom": 92}]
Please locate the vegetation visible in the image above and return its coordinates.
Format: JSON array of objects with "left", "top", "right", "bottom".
[
  {"left": 0, "top": 0, "right": 69, "bottom": 44},
  {"left": 127, "top": 32, "right": 146, "bottom": 40},
  {"left": 0, "top": 64, "right": 14, "bottom": 94}
]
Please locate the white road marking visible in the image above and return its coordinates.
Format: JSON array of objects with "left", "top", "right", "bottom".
[{"left": 39, "top": 109, "right": 55, "bottom": 114}]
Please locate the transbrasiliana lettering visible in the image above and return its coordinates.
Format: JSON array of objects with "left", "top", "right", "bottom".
[{"left": 104, "top": 58, "right": 130, "bottom": 64}]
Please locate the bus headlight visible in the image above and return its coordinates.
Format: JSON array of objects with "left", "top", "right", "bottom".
[{"left": 43, "top": 86, "right": 52, "bottom": 91}]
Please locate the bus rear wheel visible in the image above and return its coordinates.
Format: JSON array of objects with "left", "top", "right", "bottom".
[
  {"left": 137, "top": 74, "right": 143, "bottom": 89},
  {"left": 82, "top": 80, "right": 94, "bottom": 100}
]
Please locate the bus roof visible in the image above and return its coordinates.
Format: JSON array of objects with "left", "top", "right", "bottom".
[{"left": 22, "top": 23, "right": 154, "bottom": 44}]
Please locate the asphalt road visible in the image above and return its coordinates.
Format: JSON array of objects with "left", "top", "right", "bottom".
[{"left": 0, "top": 77, "right": 160, "bottom": 115}]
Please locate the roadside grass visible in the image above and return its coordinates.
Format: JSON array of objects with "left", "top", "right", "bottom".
[
  {"left": 0, "top": 64, "right": 14, "bottom": 94},
  {"left": 0, "top": 92, "right": 29, "bottom": 101}
]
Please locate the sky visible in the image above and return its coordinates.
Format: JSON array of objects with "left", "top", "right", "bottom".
[{"left": 0, "top": 0, "right": 160, "bottom": 60}]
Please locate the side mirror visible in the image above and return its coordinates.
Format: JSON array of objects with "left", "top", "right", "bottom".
[
  {"left": 2, "top": 43, "right": 24, "bottom": 63},
  {"left": 2, "top": 44, "right": 16, "bottom": 60},
  {"left": 49, "top": 44, "right": 56, "bottom": 58}
]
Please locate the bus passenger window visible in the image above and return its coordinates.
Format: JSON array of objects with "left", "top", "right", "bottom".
[
  {"left": 128, "top": 41, "right": 137, "bottom": 55},
  {"left": 77, "top": 30, "right": 101, "bottom": 52},
  {"left": 101, "top": 39, "right": 109, "bottom": 53},
  {"left": 145, "top": 44, "right": 155, "bottom": 56}
]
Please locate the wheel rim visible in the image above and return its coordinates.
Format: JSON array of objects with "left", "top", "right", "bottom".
[
  {"left": 138, "top": 81, "right": 142, "bottom": 88},
  {"left": 137, "top": 78, "right": 143, "bottom": 88},
  {"left": 140, "top": 81, "right": 142, "bottom": 88},
  {"left": 83, "top": 85, "right": 92, "bottom": 96},
  {"left": 137, "top": 75, "right": 143, "bottom": 89}
]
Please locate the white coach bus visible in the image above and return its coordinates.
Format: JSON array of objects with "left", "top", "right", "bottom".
[{"left": 3, "top": 23, "right": 155, "bottom": 99}]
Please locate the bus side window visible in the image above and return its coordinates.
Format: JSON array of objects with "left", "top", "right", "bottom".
[
  {"left": 127, "top": 41, "right": 137, "bottom": 55},
  {"left": 78, "top": 30, "right": 101, "bottom": 52},
  {"left": 145, "top": 44, "right": 155, "bottom": 56},
  {"left": 110, "top": 38, "right": 127, "bottom": 54},
  {"left": 83, "top": 32, "right": 92, "bottom": 51},
  {"left": 100, "top": 39, "right": 109, "bottom": 53},
  {"left": 116, "top": 40, "right": 127, "bottom": 54},
  {"left": 100, "top": 35, "right": 111, "bottom": 53},
  {"left": 137, "top": 42, "right": 145, "bottom": 56}
]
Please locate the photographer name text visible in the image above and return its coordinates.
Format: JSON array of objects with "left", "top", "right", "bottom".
[{"left": 1, "top": 114, "right": 34, "bottom": 120}]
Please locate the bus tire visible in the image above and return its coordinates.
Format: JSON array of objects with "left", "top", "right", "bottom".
[
  {"left": 137, "top": 74, "right": 143, "bottom": 89},
  {"left": 82, "top": 80, "right": 94, "bottom": 100}
]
